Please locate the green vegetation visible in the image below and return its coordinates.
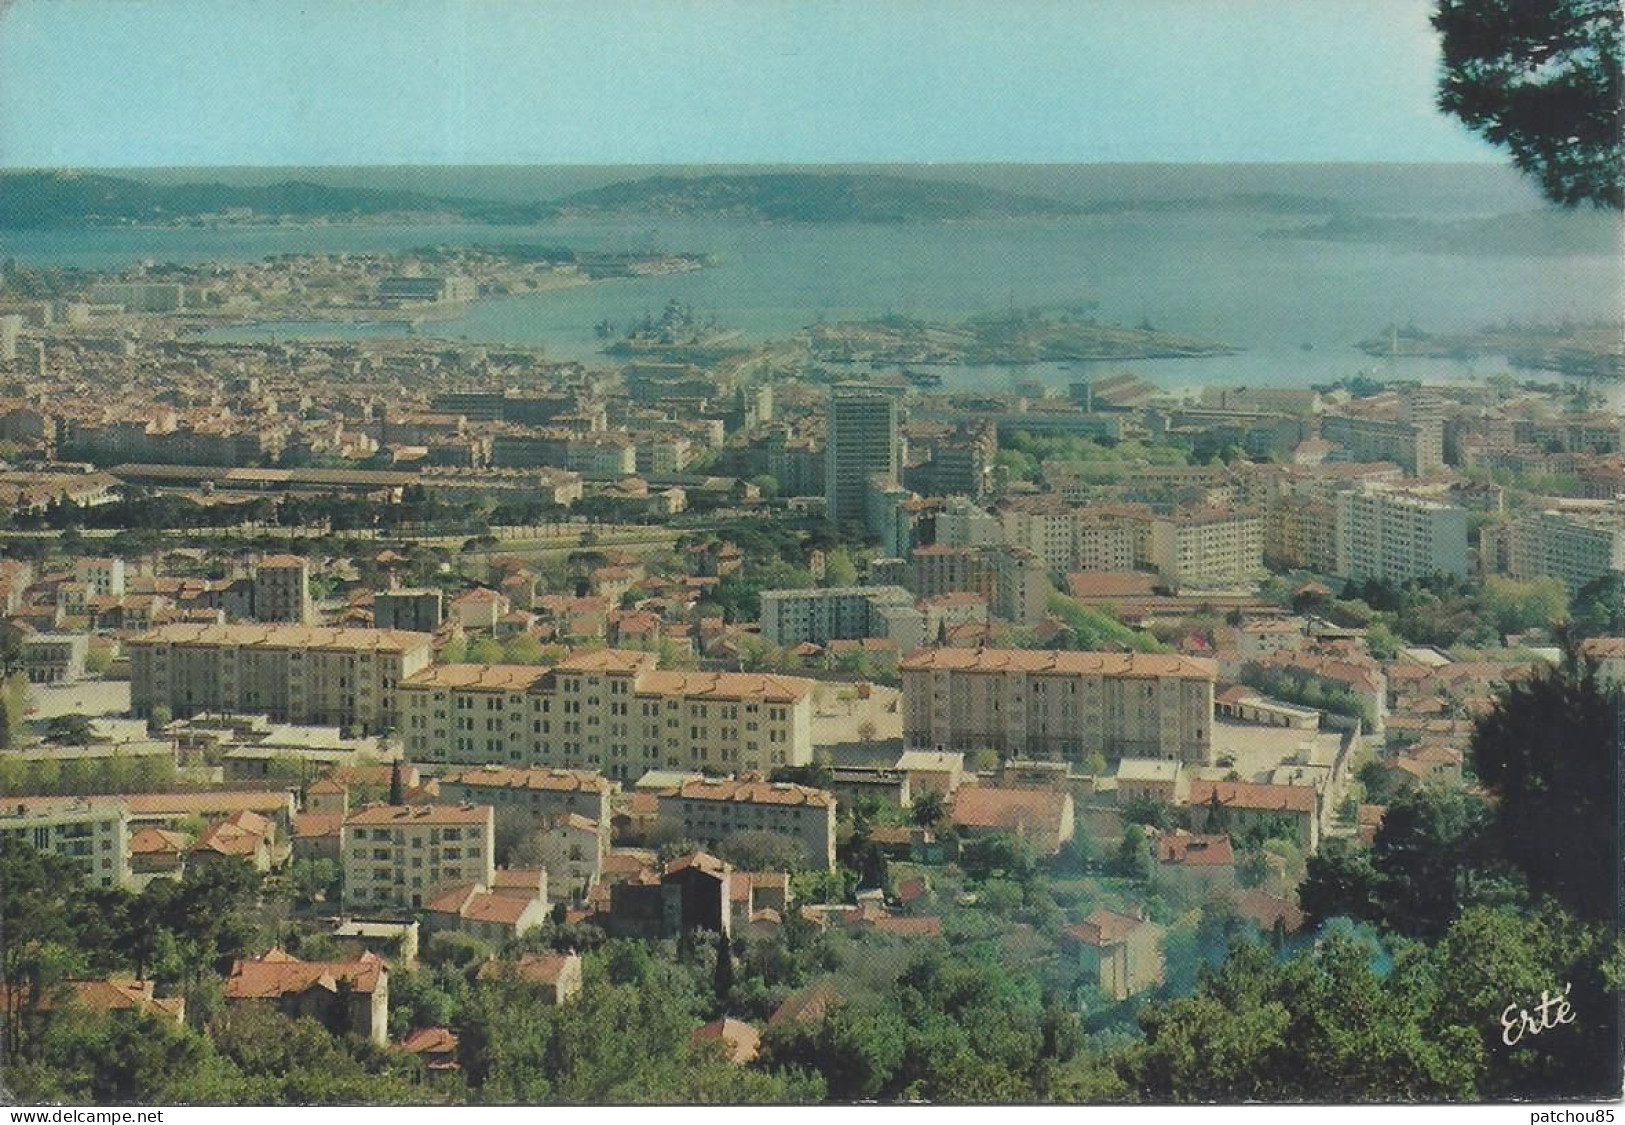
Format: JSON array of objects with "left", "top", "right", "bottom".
[{"left": 995, "top": 430, "right": 1189, "bottom": 485}]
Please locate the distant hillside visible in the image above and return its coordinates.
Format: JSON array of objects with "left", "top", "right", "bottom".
[
  {"left": 549, "top": 172, "right": 1085, "bottom": 222},
  {"left": 1267, "top": 209, "right": 1619, "bottom": 256},
  {"left": 0, "top": 171, "right": 553, "bottom": 228}
]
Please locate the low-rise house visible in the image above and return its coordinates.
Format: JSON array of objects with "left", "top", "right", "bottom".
[
  {"left": 1115, "top": 758, "right": 1189, "bottom": 804},
  {"left": 893, "top": 750, "right": 966, "bottom": 798},
  {"left": 223, "top": 949, "right": 389, "bottom": 1045},
  {"left": 475, "top": 952, "right": 582, "bottom": 1005},
  {"left": 527, "top": 812, "right": 606, "bottom": 903},
  {"left": 1187, "top": 779, "right": 1321, "bottom": 853},
  {"left": 1061, "top": 908, "right": 1166, "bottom": 1001},
  {"left": 1, "top": 978, "right": 185, "bottom": 1026},
  {"left": 422, "top": 879, "right": 549, "bottom": 945},
  {"left": 399, "top": 1027, "right": 460, "bottom": 1074},
  {"left": 128, "top": 827, "right": 190, "bottom": 881},
  {"left": 189, "top": 809, "right": 275, "bottom": 872},
  {"left": 949, "top": 785, "right": 1075, "bottom": 856},
  {"left": 1150, "top": 829, "right": 1236, "bottom": 895},
  {"left": 606, "top": 851, "right": 732, "bottom": 939},
  {"left": 329, "top": 920, "right": 420, "bottom": 968},
  {"left": 691, "top": 1018, "right": 761, "bottom": 1065}
]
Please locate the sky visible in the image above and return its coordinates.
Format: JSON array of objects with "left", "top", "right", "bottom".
[{"left": 0, "top": 0, "right": 1502, "bottom": 167}]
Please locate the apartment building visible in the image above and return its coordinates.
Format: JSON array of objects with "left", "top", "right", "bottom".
[
  {"left": 1333, "top": 486, "right": 1469, "bottom": 584},
  {"left": 340, "top": 803, "right": 495, "bottom": 915},
  {"left": 372, "top": 588, "right": 445, "bottom": 632},
  {"left": 19, "top": 632, "right": 89, "bottom": 684},
  {"left": 907, "top": 545, "right": 996, "bottom": 602},
  {"left": 998, "top": 498, "right": 1150, "bottom": 575},
  {"left": 1508, "top": 507, "right": 1625, "bottom": 592},
  {"left": 0, "top": 797, "right": 131, "bottom": 888},
  {"left": 1147, "top": 508, "right": 1264, "bottom": 590},
  {"left": 1320, "top": 413, "right": 1443, "bottom": 477},
  {"left": 397, "top": 651, "right": 816, "bottom": 780},
  {"left": 252, "top": 555, "right": 313, "bottom": 624},
  {"left": 758, "top": 585, "right": 918, "bottom": 647},
  {"left": 825, "top": 386, "right": 900, "bottom": 527},
  {"left": 438, "top": 764, "right": 613, "bottom": 837},
  {"left": 128, "top": 623, "right": 435, "bottom": 734},
  {"left": 901, "top": 648, "right": 1216, "bottom": 764},
  {"left": 654, "top": 777, "right": 837, "bottom": 870}
]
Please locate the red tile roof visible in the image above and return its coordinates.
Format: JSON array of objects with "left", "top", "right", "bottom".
[
  {"left": 1063, "top": 907, "right": 1147, "bottom": 948},
  {"left": 224, "top": 949, "right": 385, "bottom": 999},
  {"left": 1188, "top": 779, "right": 1317, "bottom": 815},
  {"left": 950, "top": 786, "right": 1070, "bottom": 833},
  {"left": 900, "top": 647, "right": 1214, "bottom": 680}
]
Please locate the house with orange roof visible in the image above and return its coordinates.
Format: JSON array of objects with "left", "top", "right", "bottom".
[
  {"left": 690, "top": 1018, "right": 761, "bottom": 1065},
  {"left": 476, "top": 952, "right": 582, "bottom": 1005},
  {"left": 1, "top": 978, "right": 185, "bottom": 1026},
  {"left": 1187, "top": 779, "right": 1321, "bottom": 852},
  {"left": 399, "top": 1026, "right": 460, "bottom": 1073},
  {"left": 189, "top": 809, "right": 274, "bottom": 872},
  {"left": 422, "top": 877, "right": 549, "bottom": 945},
  {"left": 607, "top": 851, "right": 733, "bottom": 938},
  {"left": 1060, "top": 908, "right": 1165, "bottom": 1001},
  {"left": 129, "top": 826, "right": 191, "bottom": 881},
  {"left": 223, "top": 949, "right": 389, "bottom": 1044},
  {"left": 1150, "top": 829, "right": 1236, "bottom": 894},
  {"left": 948, "top": 785, "right": 1075, "bottom": 856}
]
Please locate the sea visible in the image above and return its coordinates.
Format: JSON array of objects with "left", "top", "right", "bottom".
[{"left": 4, "top": 164, "right": 1621, "bottom": 403}]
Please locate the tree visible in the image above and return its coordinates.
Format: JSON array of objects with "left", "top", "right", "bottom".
[
  {"left": 1470, "top": 643, "right": 1621, "bottom": 925},
  {"left": 1433, "top": 0, "right": 1624, "bottom": 208},
  {"left": 1115, "top": 824, "right": 1151, "bottom": 881},
  {"left": 910, "top": 789, "right": 946, "bottom": 828},
  {"left": 717, "top": 830, "right": 805, "bottom": 873}
]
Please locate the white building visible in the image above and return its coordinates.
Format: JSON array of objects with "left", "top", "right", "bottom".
[
  {"left": 1334, "top": 486, "right": 1469, "bottom": 584},
  {"left": 0, "top": 797, "right": 131, "bottom": 887},
  {"left": 340, "top": 803, "right": 495, "bottom": 915}
]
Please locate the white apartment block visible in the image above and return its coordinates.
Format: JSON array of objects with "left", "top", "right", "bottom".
[
  {"left": 1334, "top": 486, "right": 1470, "bottom": 584},
  {"left": 73, "top": 557, "right": 126, "bottom": 598},
  {"left": 902, "top": 648, "right": 1217, "bottom": 765},
  {"left": 1148, "top": 508, "right": 1264, "bottom": 590},
  {"left": 758, "top": 584, "right": 918, "bottom": 646},
  {"left": 341, "top": 803, "right": 495, "bottom": 915},
  {"left": 0, "top": 797, "right": 131, "bottom": 888},
  {"left": 128, "top": 624, "right": 435, "bottom": 734},
  {"left": 398, "top": 651, "right": 816, "bottom": 782},
  {"left": 998, "top": 502, "right": 1145, "bottom": 575},
  {"left": 1320, "top": 413, "right": 1443, "bottom": 477},
  {"left": 934, "top": 497, "right": 1003, "bottom": 547},
  {"left": 438, "top": 765, "right": 614, "bottom": 831},
  {"left": 1508, "top": 507, "right": 1625, "bottom": 592},
  {"left": 655, "top": 777, "right": 837, "bottom": 870}
]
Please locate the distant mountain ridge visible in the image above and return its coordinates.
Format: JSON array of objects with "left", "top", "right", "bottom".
[
  {"left": 546, "top": 172, "right": 1085, "bottom": 222},
  {"left": 1, "top": 169, "right": 1343, "bottom": 229},
  {"left": 0, "top": 171, "right": 552, "bottom": 229}
]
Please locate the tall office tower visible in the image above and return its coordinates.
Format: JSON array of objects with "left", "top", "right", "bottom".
[{"left": 825, "top": 386, "right": 899, "bottom": 528}]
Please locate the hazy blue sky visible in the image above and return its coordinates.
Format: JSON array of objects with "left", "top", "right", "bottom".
[{"left": 0, "top": 0, "right": 1500, "bottom": 166}]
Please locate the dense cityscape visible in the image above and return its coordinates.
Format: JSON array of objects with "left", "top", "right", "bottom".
[{"left": 0, "top": 218, "right": 1620, "bottom": 1103}]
